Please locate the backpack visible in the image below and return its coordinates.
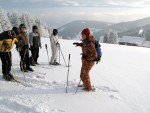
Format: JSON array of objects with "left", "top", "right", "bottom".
[{"left": 86, "top": 40, "right": 102, "bottom": 64}]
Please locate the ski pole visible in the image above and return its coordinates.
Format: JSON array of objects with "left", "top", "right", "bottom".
[
  {"left": 20, "top": 48, "right": 28, "bottom": 82},
  {"left": 29, "top": 50, "right": 40, "bottom": 73},
  {"left": 30, "top": 56, "right": 40, "bottom": 72},
  {"left": 30, "top": 54, "right": 46, "bottom": 75},
  {"left": 75, "top": 79, "right": 82, "bottom": 94},
  {"left": 66, "top": 54, "right": 71, "bottom": 93},
  {"left": 59, "top": 46, "right": 60, "bottom": 64},
  {"left": 7, "top": 52, "right": 19, "bottom": 85},
  {"left": 59, "top": 46, "right": 67, "bottom": 67},
  {"left": 45, "top": 44, "right": 50, "bottom": 63}
]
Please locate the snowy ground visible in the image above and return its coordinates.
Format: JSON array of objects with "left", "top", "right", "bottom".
[{"left": 0, "top": 38, "right": 150, "bottom": 113}]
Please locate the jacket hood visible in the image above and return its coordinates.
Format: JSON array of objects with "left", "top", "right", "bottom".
[
  {"left": 88, "top": 35, "right": 95, "bottom": 41},
  {"left": 82, "top": 35, "right": 95, "bottom": 42}
]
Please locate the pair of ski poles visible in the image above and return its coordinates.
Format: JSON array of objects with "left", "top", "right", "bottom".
[
  {"left": 45, "top": 44, "right": 80, "bottom": 94},
  {"left": 66, "top": 54, "right": 81, "bottom": 94},
  {"left": 7, "top": 49, "right": 29, "bottom": 87},
  {"left": 45, "top": 44, "right": 67, "bottom": 66}
]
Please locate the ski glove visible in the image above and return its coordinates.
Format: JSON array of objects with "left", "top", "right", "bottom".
[
  {"left": 2, "top": 41, "right": 11, "bottom": 50},
  {"left": 29, "top": 46, "right": 34, "bottom": 51},
  {"left": 73, "top": 42, "right": 80, "bottom": 46},
  {"left": 56, "top": 42, "right": 60, "bottom": 47},
  {"left": 81, "top": 54, "right": 87, "bottom": 59},
  {"left": 16, "top": 43, "right": 19, "bottom": 51}
]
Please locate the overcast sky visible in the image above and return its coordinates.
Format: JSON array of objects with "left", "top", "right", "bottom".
[{"left": 1, "top": 0, "right": 150, "bottom": 27}]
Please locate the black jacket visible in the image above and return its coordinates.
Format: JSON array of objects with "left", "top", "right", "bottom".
[{"left": 0, "top": 31, "right": 14, "bottom": 40}]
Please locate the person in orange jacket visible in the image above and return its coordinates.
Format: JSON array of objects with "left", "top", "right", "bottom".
[{"left": 73, "top": 28, "right": 97, "bottom": 91}]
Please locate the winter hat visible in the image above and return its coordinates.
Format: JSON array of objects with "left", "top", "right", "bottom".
[
  {"left": 19, "top": 24, "right": 26, "bottom": 29},
  {"left": 32, "top": 25, "right": 38, "bottom": 30},
  {"left": 12, "top": 27, "right": 20, "bottom": 35},
  {"left": 81, "top": 28, "right": 90, "bottom": 36},
  {"left": 53, "top": 29, "right": 58, "bottom": 34},
  {"left": 53, "top": 29, "right": 58, "bottom": 36}
]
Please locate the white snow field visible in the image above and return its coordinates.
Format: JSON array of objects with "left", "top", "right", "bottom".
[{"left": 0, "top": 38, "right": 150, "bottom": 113}]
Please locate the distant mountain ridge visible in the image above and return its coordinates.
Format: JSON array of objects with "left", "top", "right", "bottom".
[
  {"left": 58, "top": 17, "right": 150, "bottom": 40},
  {"left": 58, "top": 20, "right": 113, "bottom": 40}
]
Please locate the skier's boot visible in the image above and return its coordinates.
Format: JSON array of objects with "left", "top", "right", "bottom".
[
  {"left": 54, "top": 62, "right": 60, "bottom": 65},
  {"left": 8, "top": 73, "right": 14, "bottom": 80},
  {"left": 3, "top": 74, "right": 11, "bottom": 81},
  {"left": 26, "top": 67, "right": 34, "bottom": 72},
  {"left": 35, "top": 62, "right": 39, "bottom": 65},
  {"left": 21, "top": 67, "right": 28, "bottom": 72}
]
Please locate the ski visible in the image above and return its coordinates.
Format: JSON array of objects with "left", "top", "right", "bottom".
[
  {"left": 2, "top": 76, "right": 32, "bottom": 87},
  {"left": 75, "top": 85, "right": 96, "bottom": 93},
  {"left": 39, "top": 64, "right": 71, "bottom": 69},
  {"left": 75, "top": 88, "right": 96, "bottom": 93},
  {"left": 27, "top": 71, "right": 46, "bottom": 75},
  {"left": 49, "top": 64, "right": 71, "bottom": 67},
  {"left": 41, "top": 65, "right": 71, "bottom": 68},
  {"left": 41, "top": 66, "right": 53, "bottom": 69},
  {"left": 36, "top": 75, "right": 45, "bottom": 79},
  {"left": 77, "top": 84, "right": 94, "bottom": 88},
  {"left": 79, "top": 87, "right": 96, "bottom": 92},
  {"left": 32, "top": 71, "right": 46, "bottom": 75},
  {"left": 93, "top": 86, "right": 119, "bottom": 93},
  {"left": 77, "top": 86, "right": 118, "bottom": 93},
  {"left": 27, "top": 72, "right": 45, "bottom": 79},
  {"left": 11, "top": 79, "right": 32, "bottom": 87}
]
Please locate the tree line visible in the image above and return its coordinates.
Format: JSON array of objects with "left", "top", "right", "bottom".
[{"left": 0, "top": 8, "right": 52, "bottom": 37}]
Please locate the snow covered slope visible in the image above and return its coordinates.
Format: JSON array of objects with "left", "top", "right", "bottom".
[{"left": 0, "top": 38, "right": 150, "bottom": 113}]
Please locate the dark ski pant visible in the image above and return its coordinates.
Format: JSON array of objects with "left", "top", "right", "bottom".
[
  {"left": 0, "top": 52, "right": 12, "bottom": 75},
  {"left": 30, "top": 48, "right": 39, "bottom": 64},
  {"left": 20, "top": 49, "right": 30, "bottom": 70},
  {"left": 80, "top": 59, "right": 95, "bottom": 91}
]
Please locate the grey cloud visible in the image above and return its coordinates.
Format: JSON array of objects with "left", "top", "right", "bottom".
[
  {"left": 1, "top": 0, "right": 150, "bottom": 27},
  {"left": 1, "top": 0, "right": 149, "bottom": 8}
]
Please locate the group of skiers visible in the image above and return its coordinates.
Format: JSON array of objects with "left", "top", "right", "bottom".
[
  {"left": 0, "top": 24, "right": 100, "bottom": 92},
  {"left": 0, "top": 24, "right": 60, "bottom": 81}
]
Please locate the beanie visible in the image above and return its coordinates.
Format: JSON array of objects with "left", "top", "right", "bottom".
[
  {"left": 12, "top": 27, "right": 20, "bottom": 35},
  {"left": 81, "top": 28, "right": 90, "bottom": 36},
  {"left": 19, "top": 24, "right": 26, "bottom": 29},
  {"left": 53, "top": 29, "right": 58, "bottom": 34},
  {"left": 32, "top": 25, "right": 38, "bottom": 30}
]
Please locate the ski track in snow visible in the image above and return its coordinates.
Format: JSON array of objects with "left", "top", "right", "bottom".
[{"left": 0, "top": 63, "right": 119, "bottom": 113}]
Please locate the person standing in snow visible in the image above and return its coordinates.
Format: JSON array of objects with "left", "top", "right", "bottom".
[
  {"left": 29, "top": 25, "right": 41, "bottom": 66},
  {"left": 49, "top": 29, "right": 60, "bottom": 65},
  {"left": 17, "top": 24, "right": 34, "bottom": 72},
  {"left": 73, "top": 28, "right": 97, "bottom": 91},
  {"left": 0, "top": 27, "right": 20, "bottom": 81}
]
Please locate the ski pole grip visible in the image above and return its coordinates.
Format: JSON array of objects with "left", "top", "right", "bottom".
[{"left": 45, "top": 44, "right": 47, "bottom": 49}]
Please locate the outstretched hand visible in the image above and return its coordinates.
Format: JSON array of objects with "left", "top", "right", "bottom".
[
  {"left": 56, "top": 42, "right": 60, "bottom": 47},
  {"left": 29, "top": 46, "right": 34, "bottom": 51},
  {"left": 73, "top": 42, "right": 80, "bottom": 47}
]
